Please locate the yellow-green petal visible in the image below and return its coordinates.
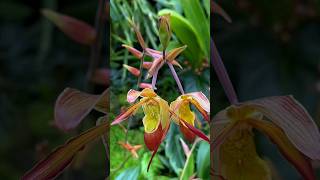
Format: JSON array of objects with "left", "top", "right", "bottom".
[
  {"left": 220, "top": 128, "right": 271, "bottom": 180},
  {"left": 142, "top": 101, "right": 161, "bottom": 133}
]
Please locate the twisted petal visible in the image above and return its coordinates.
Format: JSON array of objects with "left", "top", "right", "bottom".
[
  {"left": 245, "top": 95, "right": 320, "bottom": 160},
  {"left": 54, "top": 88, "right": 108, "bottom": 131},
  {"left": 127, "top": 88, "right": 157, "bottom": 103},
  {"left": 187, "top": 92, "right": 210, "bottom": 113},
  {"left": 111, "top": 99, "right": 148, "bottom": 125},
  {"left": 246, "top": 118, "right": 316, "bottom": 180}
]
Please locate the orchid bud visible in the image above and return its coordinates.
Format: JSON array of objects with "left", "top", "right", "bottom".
[
  {"left": 123, "top": 64, "right": 140, "bottom": 77},
  {"left": 41, "top": 9, "right": 96, "bottom": 45},
  {"left": 158, "top": 14, "right": 171, "bottom": 51}
]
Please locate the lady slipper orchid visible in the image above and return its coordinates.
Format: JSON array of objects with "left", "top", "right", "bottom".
[
  {"left": 170, "top": 92, "right": 210, "bottom": 142},
  {"left": 111, "top": 88, "right": 170, "bottom": 171}
]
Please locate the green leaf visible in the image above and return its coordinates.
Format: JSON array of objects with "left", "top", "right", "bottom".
[
  {"left": 180, "top": 0, "right": 210, "bottom": 57},
  {"left": 158, "top": 9, "right": 203, "bottom": 68},
  {"left": 116, "top": 166, "right": 140, "bottom": 180},
  {"left": 165, "top": 124, "right": 185, "bottom": 175},
  {"left": 180, "top": 148, "right": 195, "bottom": 180},
  {"left": 196, "top": 141, "right": 210, "bottom": 179}
]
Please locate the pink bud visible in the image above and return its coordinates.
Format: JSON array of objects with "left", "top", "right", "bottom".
[
  {"left": 41, "top": 9, "right": 96, "bottom": 45},
  {"left": 123, "top": 64, "right": 140, "bottom": 77}
]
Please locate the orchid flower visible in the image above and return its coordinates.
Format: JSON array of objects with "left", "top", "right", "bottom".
[
  {"left": 170, "top": 92, "right": 210, "bottom": 142},
  {"left": 111, "top": 88, "right": 210, "bottom": 170},
  {"left": 118, "top": 141, "right": 142, "bottom": 158},
  {"left": 212, "top": 4, "right": 320, "bottom": 179},
  {"left": 111, "top": 88, "right": 170, "bottom": 171}
]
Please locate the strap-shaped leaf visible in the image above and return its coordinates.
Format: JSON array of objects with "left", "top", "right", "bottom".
[
  {"left": 246, "top": 96, "right": 320, "bottom": 160},
  {"left": 54, "top": 88, "right": 108, "bottom": 131},
  {"left": 22, "top": 121, "right": 109, "bottom": 180}
]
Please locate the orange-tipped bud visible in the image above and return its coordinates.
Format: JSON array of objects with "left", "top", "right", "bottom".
[
  {"left": 128, "top": 20, "right": 146, "bottom": 50},
  {"left": 123, "top": 64, "right": 140, "bottom": 77},
  {"left": 139, "top": 83, "right": 153, "bottom": 89},
  {"left": 41, "top": 9, "right": 96, "bottom": 45},
  {"left": 122, "top": 45, "right": 143, "bottom": 59}
]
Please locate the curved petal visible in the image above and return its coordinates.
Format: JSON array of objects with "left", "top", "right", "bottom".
[
  {"left": 22, "top": 121, "right": 109, "bottom": 180},
  {"left": 246, "top": 118, "right": 316, "bottom": 180},
  {"left": 111, "top": 99, "right": 148, "bottom": 125},
  {"left": 166, "top": 45, "right": 187, "bottom": 62},
  {"left": 187, "top": 92, "right": 210, "bottom": 113},
  {"left": 245, "top": 96, "right": 320, "bottom": 160},
  {"left": 147, "top": 57, "right": 163, "bottom": 79},
  {"left": 54, "top": 88, "right": 108, "bottom": 131},
  {"left": 180, "top": 123, "right": 196, "bottom": 142},
  {"left": 127, "top": 89, "right": 141, "bottom": 103},
  {"left": 140, "top": 88, "right": 157, "bottom": 98},
  {"left": 180, "top": 120, "right": 209, "bottom": 142}
]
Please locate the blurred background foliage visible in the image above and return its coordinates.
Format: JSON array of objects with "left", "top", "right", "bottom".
[
  {"left": 0, "top": 0, "right": 107, "bottom": 179},
  {"left": 110, "top": 0, "right": 210, "bottom": 179},
  {"left": 213, "top": 0, "right": 320, "bottom": 179}
]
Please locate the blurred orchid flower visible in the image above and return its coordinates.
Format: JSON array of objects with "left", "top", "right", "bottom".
[
  {"left": 212, "top": 2, "right": 320, "bottom": 179},
  {"left": 212, "top": 28, "right": 320, "bottom": 180},
  {"left": 111, "top": 88, "right": 170, "bottom": 171},
  {"left": 170, "top": 92, "right": 210, "bottom": 142},
  {"left": 118, "top": 141, "right": 142, "bottom": 158}
]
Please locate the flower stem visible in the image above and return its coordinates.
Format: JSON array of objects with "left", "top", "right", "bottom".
[
  {"left": 151, "top": 66, "right": 159, "bottom": 90},
  {"left": 136, "top": 51, "right": 145, "bottom": 89},
  {"left": 168, "top": 62, "right": 185, "bottom": 94},
  {"left": 211, "top": 38, "right": 238, "bottom": 104}
]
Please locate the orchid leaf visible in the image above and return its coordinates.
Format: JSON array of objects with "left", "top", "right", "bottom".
[
  {"left": 116, "top": 166, "right": 140, "bottom": 180},
  {"left": 246, "top": 95, "right": 320, "bottom": 160},
  {"left": 22, "top": 122, "right": 109, "bottom": 180},
  {"left": 196, "top": 141, "right": 210, "bottom": 179},
  {"left": 180, "top": 0, "right": 210, "bottom": 57},
  {"left": 179, "top": 150, "right": 194, "bottom": 180},
  {"left": 165, "top": 124, "right": 185, "bottom": 175},
  {"left": 41, "top": 9, "right": 96, "bottom": 45},
  {"left": 54, "top": 88, "right": 108, "bottom": 131}
]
